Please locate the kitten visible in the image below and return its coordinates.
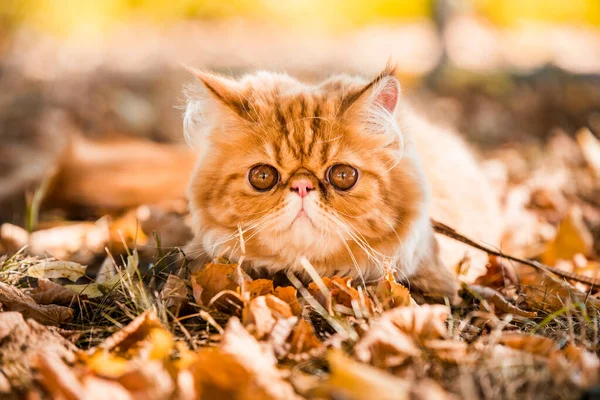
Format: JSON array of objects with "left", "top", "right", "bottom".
[{"left": 183, "top": 66, "right": 502, "bottom": 299}]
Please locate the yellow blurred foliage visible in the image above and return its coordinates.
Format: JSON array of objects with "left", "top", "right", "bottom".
[{"left": 1, "top": 0, "right": 598, "bottom": 36}]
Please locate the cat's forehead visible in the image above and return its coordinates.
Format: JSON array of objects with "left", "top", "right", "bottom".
[
  {"left": 228, "top": 73, "right": 372, "bottom": 168},
  {"left": 238, "top": 72, "right": 367, "bottom": 104}
]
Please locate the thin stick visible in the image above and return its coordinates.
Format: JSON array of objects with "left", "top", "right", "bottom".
[{"left": 431, "top": 218, "right": 600, "bottom": 287}]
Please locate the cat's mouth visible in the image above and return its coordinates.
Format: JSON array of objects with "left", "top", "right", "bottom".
[{"left": 292, "top": 209, "right": 311, "bottom": 223}]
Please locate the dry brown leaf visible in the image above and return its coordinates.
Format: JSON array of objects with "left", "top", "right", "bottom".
[
  {"left": 26, "top": 260, "right": 87, "bottom": 282},
  {"left": 242, "top": 294, "right": 295, "bottom": 340},
  {"left": 288, "top": 319, "right": 324, "bottom": 358},
  {"left": 80, "top": 376, "right": 133, "bottom": 400},
  {"left": 517, "top": 263, "right": 600, "bottom": 311},
  {"left": 242, "top": 294, "right": 296, "bottom": 339},
  {"left": 107, "top": 210, "right": 150, "bottom": 253},
  {"left": 576, "top": 127, "right": 600, "bottom": 178},
  {"left": 161, "top": 274, "right": 190, "bottom": 315},
  {"left": 95, "top": 310, "right": 173, "bottom": 360},
  {"left": 0, "top": 223, "right": 29, "bottom": 254},
  {"left": 355, "top": 316, "right": 420, "bottom": 368},
  {"left": 467, "top": 284, "right": 537, "bottom": 318},
  {"left": 549, "top": 344, "right": 600, "bottom": 388},
  {"left": 474, "top": 255, "right": 518, "bottom": 289},
  {"left": 244, "top": 279, "right": 274, "bottom": 300},
  {"left": 37, "top": 352, "right": 136, "bottom": 400},
  {"left": 308, "top": 277, "right": 371, "bottom": 315},
  {"left": 374, "top": 271, "right": 413, "bottom": 310},
  {"left": 326, "top": 349, "right": 411, "bottom": 400},
  {"left": 0, "top": 281, "right": 73, "bottom": 326},
  {"left": 27, "top": 279, "right": 79, "bottom": 305},
  {"left": 384, "top": 304, "right": 450, "bottom": 339},
  {"left": 187, "top": 317, "right": 302, "bottom": 400},
  {"left": 273, "top": 286, "right": 302, "bottom": 316},
  {"left": 190, "top": 263, "right": 244, "bottom": 307},
  {"left": 541, "top": 207, "right": 593, "bottom": 266},
  {"left": 116, "top": 360, "right": 175, "bottom": 400},
  {"left": 498, "top": 333, "right": 557, "bottom": 357},
  {"left": 27, "top": 221, "right": 109, "bottom": 263},
  {"left": 36, "top": 351, "right": 85, "bottom": 400},
  {"left": 423, "top": 339, "right": 471, "bottom": 364},
  {"left": 0, "top": 312, "right": 76, "bottom": 392}
]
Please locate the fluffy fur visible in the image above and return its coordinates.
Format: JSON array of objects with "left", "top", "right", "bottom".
[{"left": 184, "top": 67, "right": 502, "bottom": 299}]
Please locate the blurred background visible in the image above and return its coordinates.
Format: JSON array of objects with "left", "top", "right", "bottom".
[{"left": 1, "top": 0, "right": 600, "bottom": 261}]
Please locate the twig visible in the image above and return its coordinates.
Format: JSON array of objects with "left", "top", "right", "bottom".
[{"left": 431, "top": 218, "right": 600, "bottom": 287}]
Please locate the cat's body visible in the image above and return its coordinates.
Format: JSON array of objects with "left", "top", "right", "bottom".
[{"left": 184, "top": 67, "right": 502, "bottom": 299}]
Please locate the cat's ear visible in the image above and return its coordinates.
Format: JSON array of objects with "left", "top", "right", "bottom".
[
  {"left": 183, "top": 69, "right": 248, "bottom": 146},
  {"left": 342, "top": 66, "right": 401, "bottom": 136}
]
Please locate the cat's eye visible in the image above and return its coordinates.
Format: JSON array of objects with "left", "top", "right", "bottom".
[
  {"left": 327, "top": 164, "right": 358, "bottom": 191},
  {"left": 248, "top": 164, "right": 279, "bottom": 191}
]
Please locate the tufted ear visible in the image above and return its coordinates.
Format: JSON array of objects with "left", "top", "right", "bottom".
[
  {"left": 342, "top": 66, "right": 400, "bottom": 117},
  {"left": 342, "top": 66, "right": 402, "bottom": 138},
  {"left": 183, "top": 69, "right": 248, "bottom": 147}
]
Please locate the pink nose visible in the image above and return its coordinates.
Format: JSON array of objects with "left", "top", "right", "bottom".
[{"left": 291, "top": 179, "right": 314, "bottom": 198}]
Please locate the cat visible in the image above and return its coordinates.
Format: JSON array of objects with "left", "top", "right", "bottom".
[{"left": 183, "top": 65, "right": 503, "bottom": 300}]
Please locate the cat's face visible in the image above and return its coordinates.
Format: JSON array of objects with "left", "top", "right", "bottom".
[{"left": 185, "top": 68, "right": 427, "bottom": 276}]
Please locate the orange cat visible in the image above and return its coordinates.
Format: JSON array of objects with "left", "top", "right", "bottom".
[{"left": 183, "top": 66, "right": 502, "bottom": 299}]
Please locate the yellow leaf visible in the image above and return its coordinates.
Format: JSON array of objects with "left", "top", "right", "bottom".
[{"left": 541, "top": 207, "right": 593, "bottom": 265}]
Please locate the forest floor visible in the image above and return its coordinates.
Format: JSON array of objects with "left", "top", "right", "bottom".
[{"left": 2, "top": 21, "right": 600, "bottom": 400}]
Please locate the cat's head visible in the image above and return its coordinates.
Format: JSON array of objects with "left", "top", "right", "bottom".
[{"left": 184, "top": 67, "right": 428, "bottom": 276}]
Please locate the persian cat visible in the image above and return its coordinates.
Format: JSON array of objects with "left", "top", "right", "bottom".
[{"left": 184, "top": 66, "right": 501, "bottom": 299}]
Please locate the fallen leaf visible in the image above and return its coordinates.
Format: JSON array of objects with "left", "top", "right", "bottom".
[
  {"left": 549, "top": 344, "right": 600, "bottom": 388},
  {"left": 37, "top": 352, "right": 134, "bottom": 400},
  {"left": 383, "top": 304, "right": 450, "bottom": 339},
  {"left": 116, "top": 360, "right": 175, "bottom": 400},
  {"left": 326, "top": 350, "right": 411, "bottom": 400},
  {"left": 27, "top": 279, "right": 79, "bottom": 305},
  {"left": 86, "top": 352, "right": 132, "bottom": 378},
  {"left": 27, "top": 221, "right": 109, "bottom": 263},
  {"left": 423, "top": 339, "right": 471, "bottom": 364},
  {"left": 35, "top": 352, "right": 85, "bottom": 400},
  {"left": 288, "top": 319, "right": 324, "bottom": 358},
  {"left": 191, "top": 263, "right": 245, "bottom": 307},
  {"left": 26, "top": 260, "right": 87, "bottom": 282},
  {"left": 273, "top": 286, "right": 302, "bottom": 316},
  {"left": 244, "top": 279, "right": 274, "bottom": 300},
  {"left": 517, "top": 263, "right": 600, "bottom": 312},
  {"left": 188, "top": 317, "right": 302, "bottom": 400},
  {"left": 161, "top": 274, "right": 190, "bottom": 315},
  {"left": 0, "top": 313, "right": 75, "bottom": 393},
  {"left": 0, "top": 223, "right": 29, "bottom": 254},
  {"left": 541, "top": 207, "right": 593, "bottom": 266},
  {"left": 498, "top": 333, "right": 557, "bottom": 357},
  {"left": 374, "top": 272, "right": 413, "bottom": 310},
  {"left": 308, "top": 277, "right": 371, "bottom": 315},
  {"left": 576, "top": 127, "right": 600, "bottom": 178},
  {"left": 355, "top": 315, "right": 420, "bottom": 368},
  {"left": 467, "top": 284, "right": 537, "bottom": 318},
  {"left": 65, "top": 251, "right": 139, "bottom": 298},
  {"left": 474, "top": 255, "right": 518, "bottom": 289},
  {"left": 0, "top": 281, "right": 73, "bottom": 326},
  {"left": 242, "top": 294, "right": 295, "bottom": 339},
  {"left": 81, "top": 376, "right": 133, "bottom": 400},
  {"left": 95, "top": 310, "right": 173, "bottom": 360}
]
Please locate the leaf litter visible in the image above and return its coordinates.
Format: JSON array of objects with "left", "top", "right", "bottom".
[{"left": 2, "top": 122, "right": 600, "bottom": 399}]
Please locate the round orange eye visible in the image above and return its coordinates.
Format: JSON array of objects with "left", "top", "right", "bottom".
[
  {"left": 328, "top": 164, "right": 358, "bottom": 191},
  {"left": 248, "top": 164, "right": 279, "bottom": 191}
]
